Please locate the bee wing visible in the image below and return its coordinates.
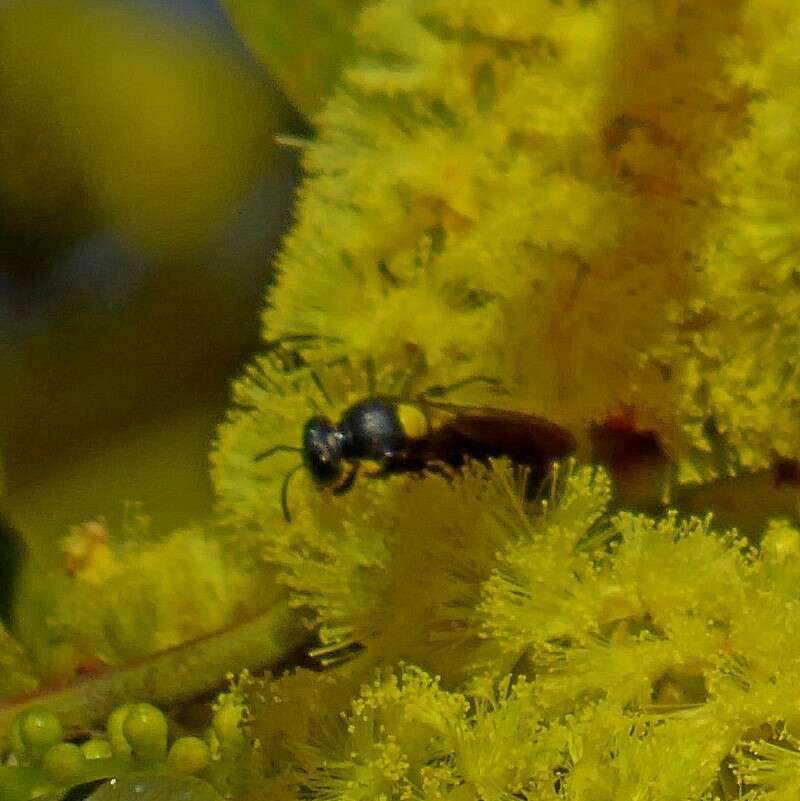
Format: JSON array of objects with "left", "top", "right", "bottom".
[{"left": 413, "top": 399, "right": 576, "bottom": 465}]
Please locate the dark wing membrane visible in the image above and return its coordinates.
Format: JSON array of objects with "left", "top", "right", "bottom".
[{"left": 410, "top": 400, "right": 576, "bottom": 466}]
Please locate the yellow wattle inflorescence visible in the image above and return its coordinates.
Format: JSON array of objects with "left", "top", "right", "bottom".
[
  {"left": 7, "top": 1, "right": 800, "bottom": 799},
  {"left": 214, "top": 0, "right": 800, "bottom": 498},
  {"left": 222, "top": 461, "right": 800, "bottom": 801},
  {"left": 206, "top": 2, "right": 800, "bottom": 799},
  {"left": 7, "top": 460, "right": 800, "bottom": 800}
]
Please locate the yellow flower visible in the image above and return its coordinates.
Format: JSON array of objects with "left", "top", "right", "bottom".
[{"left": 214, "top": 0, "right": 800, "bottom": 495}]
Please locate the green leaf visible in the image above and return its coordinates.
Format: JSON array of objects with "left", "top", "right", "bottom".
[
  {"left": 85, "top": 773, "right": 221, "bottom": 801},
  {"left": 222, "top": 0, "right": 364, "bottom": 117}
]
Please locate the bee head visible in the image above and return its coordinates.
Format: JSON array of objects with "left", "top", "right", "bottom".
[{"left": 302, "top": 416, "right": 344, "bottom": 484}]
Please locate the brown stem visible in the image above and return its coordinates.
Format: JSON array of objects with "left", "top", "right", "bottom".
[{"left": 0, "top": 599, "right": 307, "bottom": 751}]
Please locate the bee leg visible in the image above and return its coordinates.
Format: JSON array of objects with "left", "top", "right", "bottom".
[
  {"left": 424, "top": 460, "right": 460, "bottom": 482},
  {"left": 332, "top": 464, "right": 359, "bottom": 495},
  {"left": 264, "top": 333, "right": 344, "bottom": 371}
]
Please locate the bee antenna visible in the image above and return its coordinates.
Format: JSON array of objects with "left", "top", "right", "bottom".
[
  {"left": 280, "top": 463, "right": 303, "bottom": 523},
  {"left": 254, "top": 444, "right": 303, "bottom": 462}
]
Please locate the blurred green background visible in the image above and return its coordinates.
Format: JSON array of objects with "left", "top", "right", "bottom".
[{"left": 0, "top": 0, "right": 311, "bottom": 565}]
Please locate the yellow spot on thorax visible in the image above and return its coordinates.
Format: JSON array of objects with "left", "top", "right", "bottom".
[{"left": 397, "top": 403, "right": 429, "bottom": 440}]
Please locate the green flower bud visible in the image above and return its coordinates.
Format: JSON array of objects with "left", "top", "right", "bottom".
[
  {"left": 107, "top": 704, "right": 134, "bottom": 757},
  {"left": 81, "top": 739, "right": 113, "bottom": 760},
  {"left": 122, "top": 703, "right": 168, "bottom": 761},
  {"left": 42, "top": 742, "right": 85, "bottom": 784},
  {"left": 13, "top": 707, "right": 64, "bottom": 763},
  {"left": 167, "top": 736, "right": 211, "bottom": 775}
]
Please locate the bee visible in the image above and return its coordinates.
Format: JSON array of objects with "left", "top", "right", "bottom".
[{"left": 256, "top": 386, "right": 577, "bottom": 522}]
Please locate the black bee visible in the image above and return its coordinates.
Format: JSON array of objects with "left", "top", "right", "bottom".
[{"left": 257, "top": 392, "right": 576, "bottom": 522}]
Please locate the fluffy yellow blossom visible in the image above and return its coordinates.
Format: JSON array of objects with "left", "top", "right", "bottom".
[
  {"left": 668, "top": 6, "right": 800, "bottom": 481},
  {"left": 215, "top": 463, "right": 800, "bottom": 801},
  {"left": 17, "top": 522, "right": 265, "bottom": 675},
  {"left": 60, "top": 520, "right": 119, "bottom": 585},
  {"left": 216, "top": 0, "right": 800, "bottom": 491}
]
